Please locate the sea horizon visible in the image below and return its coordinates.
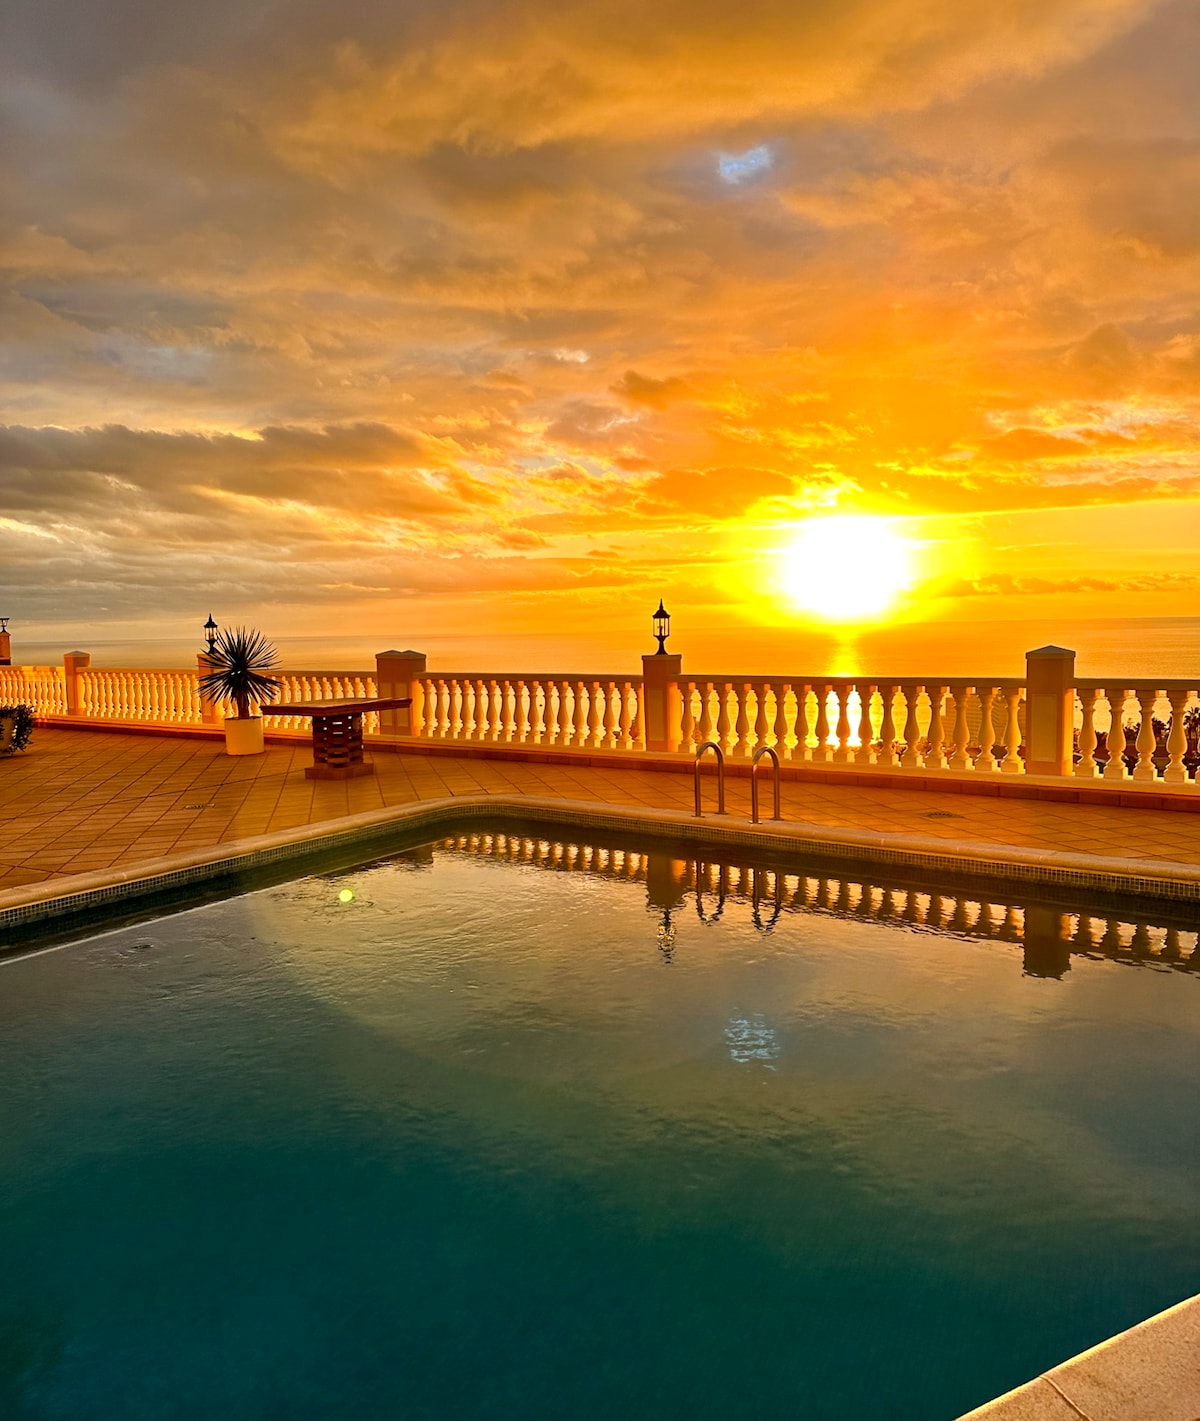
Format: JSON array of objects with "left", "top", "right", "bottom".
[{"left": 9, "top": 614, "right": 1200, "bottom": 681}]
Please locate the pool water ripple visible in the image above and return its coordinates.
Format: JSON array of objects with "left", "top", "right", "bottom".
[{"left": 0, "top": 830, "right": 1197, "bottom": 1420}]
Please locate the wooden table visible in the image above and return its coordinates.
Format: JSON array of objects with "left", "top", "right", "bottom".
[{"left": 271, "top": 697, "right": 411, "bottom": 780}]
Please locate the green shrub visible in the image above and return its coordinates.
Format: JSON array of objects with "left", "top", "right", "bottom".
[{"left": 0, "top": 704, "right": 35, "bottom": 756}]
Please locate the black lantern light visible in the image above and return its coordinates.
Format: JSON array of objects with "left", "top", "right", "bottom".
[
  {"left": 203, "top": 613, "right": 219, "bottom": 654},
  {"left": 652, "top": 599, "right": 670, "bottom": 655},
  {"left": 0, "top": 617, "right": 9, "bottom": 634}
]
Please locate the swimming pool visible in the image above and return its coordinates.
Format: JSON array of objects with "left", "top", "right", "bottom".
[{"left": 2, "top": 826, "right": 1197, "bottom": 1419}]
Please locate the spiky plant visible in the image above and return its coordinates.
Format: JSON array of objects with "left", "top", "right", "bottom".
[{"left": 198, "top": 627, "right": 281, "bottom": 720}]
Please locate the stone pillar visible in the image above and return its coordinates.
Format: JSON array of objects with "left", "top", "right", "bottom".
[
  {"left": 197, "top": 652, "right": 221, "bottom": 725},
  {"left": 0, "top": 629, "right": 10, "bottom": 666},
  {"left": 642, "top": 652, "right": 683, "bottom": 752},
  {"left": 1024, "top": 645, "right": 1076, "bottom": 777},
  {"left": 376, "top": 650, "right": 427, "bottom": 737},
  {"left": 63, "top": 651, "right": 91, "bottom": 717}
]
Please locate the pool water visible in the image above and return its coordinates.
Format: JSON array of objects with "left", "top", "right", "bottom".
[{"left": 1, "top": 831, "right": 1198, "bottom": 1420}]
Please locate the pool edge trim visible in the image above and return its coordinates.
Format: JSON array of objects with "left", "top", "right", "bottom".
[{"left": 5, "top": 792, "right": 1200, "bottom": 935}]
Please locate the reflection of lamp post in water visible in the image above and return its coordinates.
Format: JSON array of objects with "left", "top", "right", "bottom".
[{"left": 645, "top": 852, "right": 688, "bottom": 963}]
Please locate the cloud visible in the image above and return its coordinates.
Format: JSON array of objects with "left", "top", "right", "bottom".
[{"left": 3, "top": 0, "right": 1200, "bottom": 634}]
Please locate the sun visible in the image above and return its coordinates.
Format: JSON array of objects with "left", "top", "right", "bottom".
[{"left": 780, "top": 515, "right": 914, "bottom": 623}]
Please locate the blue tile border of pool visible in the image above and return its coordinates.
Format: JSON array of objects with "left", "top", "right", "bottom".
[{"left": 4, "top": 793, "right": 1200, "bottom": 938}]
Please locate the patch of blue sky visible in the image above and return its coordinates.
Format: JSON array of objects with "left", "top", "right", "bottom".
[{"left": 718, "top": 145, "right": 773, "bottom": 184}]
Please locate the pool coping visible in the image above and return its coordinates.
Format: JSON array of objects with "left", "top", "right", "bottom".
[
  {"left": 955, "top": 1290, "right": 1200, "bottom": 1420},
  {"left": 6, "top": 791, "right": 1200, "bottom": 939}
]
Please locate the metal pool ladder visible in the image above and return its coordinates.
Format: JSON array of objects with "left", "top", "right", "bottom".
[
  {"left": 693, "top": 741, "right": 726, "bottom": 817},
  {"left": 750, "top": 744, "right": 782, "bottom": 824}
]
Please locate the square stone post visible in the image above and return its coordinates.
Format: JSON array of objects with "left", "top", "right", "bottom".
[
  {"left": 376, "top": 650, "right": 427, "bottom": 737},
  {"left": 1024, "top": 645, "right": 1076, "bottom": 777},
  {"left": 197, "top": 652, "right": 221, "bottom": 725},
  {"left": 63, "top": 651, "right": 91, "bottom": 717},
  {"left": 0, "top": 628, "right": 10, "bottom": 666},
  {"left": 641, "top": 653, "right": 683, "bottom": 752}
]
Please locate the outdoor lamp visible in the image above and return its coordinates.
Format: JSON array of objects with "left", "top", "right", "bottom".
[
  {"left": 203, "top": 613, "right": 218, "bottom": 653},
  {"left": 0, "top": 618, "right": 8, "bottom": 634},
  {"left": 652, "top": 599, "right": 670, "bottom": 655}
]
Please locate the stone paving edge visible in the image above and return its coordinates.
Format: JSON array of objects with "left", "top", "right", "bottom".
[{"left": 5, "top": 793, "right": 1200, "bottom": 938}]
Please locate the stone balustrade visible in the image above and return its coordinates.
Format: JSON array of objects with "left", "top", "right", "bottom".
[
  {"left": 78, "top": 667, "right": 202, "bottom": 724},
  {"left": 264, "top": 672, "right": 380, "bottom": 734},
  {"left": 7, "top": 642, "right": 1200, "bottom": 788},
  {"left": 0, "top": 665, "right": 67, "bottom": 718},
  {"left": 414, "top": 672, "right": 644, "bottom": 749},
  {"left": 677, "top": 676, "right": 1027, "bottom": 773}
]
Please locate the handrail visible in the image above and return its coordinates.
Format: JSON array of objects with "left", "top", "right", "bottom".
[
  {"left": 751, "top": 868, "right": 784, "bottom": 932},
  {"left": 694, "top": 861, "right": 727, "bottom": 923},
  {"left": 750, "top": 744, "right": 782, "bottom": 823},
  {"left": 693, "top": 740, "right": 726, "bottom": 817}
]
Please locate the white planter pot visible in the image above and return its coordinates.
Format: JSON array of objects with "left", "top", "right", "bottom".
[{"left": 224, "top": 715, "right": 265, "bottom": 756}]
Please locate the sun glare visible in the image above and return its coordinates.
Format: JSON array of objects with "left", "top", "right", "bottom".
[{"left": 780, "top": 516, "right": 914, "bottom": 623}]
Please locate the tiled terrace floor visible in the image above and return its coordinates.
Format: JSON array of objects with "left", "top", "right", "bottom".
[{"left": 3, "top": 726, "right": 1200, "bottom": 896}]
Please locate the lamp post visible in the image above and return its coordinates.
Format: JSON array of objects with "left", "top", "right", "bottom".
[
  {"left": 0, "top": 617, "right": 9, "bottom": 667},
  {"left": 652, "top": 599, "right": 670, "bottom": 655},
  {"left": 203, "top": 613, "right": 219, "bottom": 655}
]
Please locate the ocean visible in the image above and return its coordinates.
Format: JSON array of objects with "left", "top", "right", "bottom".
[{"left": 8, "top": 617, "right": 1200, "bottom": 681}]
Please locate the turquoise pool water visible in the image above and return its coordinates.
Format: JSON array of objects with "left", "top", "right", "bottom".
[{"left": 1, "top": 831, "right": 1197, "bottom": 1419}]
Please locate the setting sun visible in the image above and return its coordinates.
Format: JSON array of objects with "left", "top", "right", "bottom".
[{"left": 780, "top": 516, "right": 914, "bottom": 623}]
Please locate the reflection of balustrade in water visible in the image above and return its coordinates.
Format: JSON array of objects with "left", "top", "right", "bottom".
[{"left": 436, "top": 830, "right": 1200, "bottom": 975}]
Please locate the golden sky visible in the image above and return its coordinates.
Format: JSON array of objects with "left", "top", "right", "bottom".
[{"left": 3, "top": 0, "right": 1200, "bottom": 642}]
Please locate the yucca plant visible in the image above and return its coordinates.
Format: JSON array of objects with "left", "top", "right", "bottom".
[{"left": 198, "top": 626, "right": 281, "bottom": 720}]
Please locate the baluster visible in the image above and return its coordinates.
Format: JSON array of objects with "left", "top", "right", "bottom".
[
  {"left": 812, "top": 683, "right": 832, "bottom": 763},
  {"left": 680, "top": 682, "right": 695, "bottom": 751},
  {"left": 618, "top": 681, "right": 633, "bottom": 749},
  {"left": 753, "top": 684, "right": 769, "bottom": 753},
  {"left": 631, "top": 683, "right": 645, "bottom": 749},
  {"left": 1000, "top": 685, "right": 1024, "bottom": 774},
  {"left": 603, "top": 681, "right": 619, "bottom": 748},
  {"left": 833, "top": 683, "right": 852, "bottom": 763},
  {"left": 771, "top": 683, "right": 789, "bottom": 758},
  {"left": 974, "top": 685, "right": 999, "bottom": 772},
  {"left": 730, "top": 683, "right": 749, "bottom": 757},
  {"left": 793, "top": 684, "right": 811, "bottom": 761},
  {"left": 716, "top": 682, "right": 732, "bottom": 754},
  {"left": 1103, "top": 688, "right": 1128, "bottom": 779},
  {"left": 854, "top": 683, "right": 875, "bottom": 765},
  {"left": 573, "top": 680, "right": 589, "bottom": 744},
  {"left": 546, "top": 682, "right": 561, "bottom": 742},
  {"left": 698, "top": 682, "right": 714, "bottom": 745},
  {"left": 876, "top": 684, "right": 899, "bottom": 767},
  {"left": 497, "top": 679, "right": 512, "bottom": 740},
  {"left": 588, "top": 681, "right": 603, "bottom": 747},
  {"left": 900, "top": 684, "right": 923, "bottom": 769},
  {"left": 1165, "top": 688, "right": 1189, "bottom": 784},
  {"left": 1076, "top": 688, "right": 1099, "bottom": 778},
  {"left": 1130, "top": 689, "right": 1158, "bottom": 782},
  {"left": 518, "top": 680, "right": 533, "bottom": 741},
  {"left": 925, "top": 685, "right": 948, "bottom": 770}
]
